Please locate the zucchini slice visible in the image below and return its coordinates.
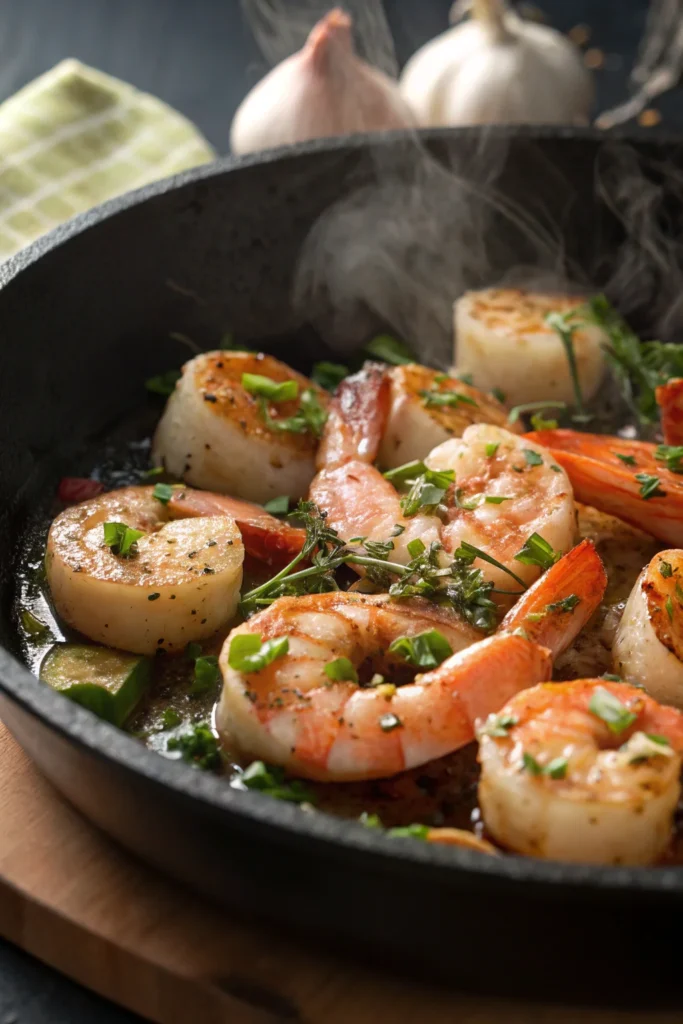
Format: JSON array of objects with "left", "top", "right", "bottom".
[{"left": 40, "top": 643, "right": 151, "bottom": 727}]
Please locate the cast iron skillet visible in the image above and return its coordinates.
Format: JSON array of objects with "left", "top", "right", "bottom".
[{"left": 2, "top": 127, "right": 683, "bottom": 1005}]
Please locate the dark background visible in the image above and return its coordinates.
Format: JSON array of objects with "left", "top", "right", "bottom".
[{"left": 0, "top": 0, "right": 674, "bottom": 1021}]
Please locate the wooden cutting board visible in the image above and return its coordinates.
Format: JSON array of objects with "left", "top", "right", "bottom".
[{"left": 0, "top": 720, "right": 678, "bottom": 1024}]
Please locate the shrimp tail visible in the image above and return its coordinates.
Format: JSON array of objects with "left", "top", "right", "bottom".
[
  {"left": 316, "top": 361, "right": 390, "bottom": 470},
  {"left": 656, "top": 378, "right": 683, "bottom": 446},
  {"left": 500, "top": 539, "right": 607, "bottom": 659},
  {"left": 525, "top": 429, "right": 683, "bottom": 546},
  {"left": 168, "top": 488, "right": 305, "bottom": 565}
]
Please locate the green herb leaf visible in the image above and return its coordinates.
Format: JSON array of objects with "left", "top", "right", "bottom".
[
  {"left": 191, "top": 655, "right": 220, "bottom": 695},
  {"left": 546, "top": 756, "right": 569, "bottom": 780},
  {"left": 185, "top": 641, "right": 202, "bottom": 661},
  {"left": 359, "top": 811, "right": 382, "bottom": 828},
  {"left": 228, "top": 634, "right": 289, "bottom": 673},
  {"left": 240, "top": 760, "right": 315, "bottom": 803},
  {"left": 508, "top": 401, "right": 566, "bottom": 425},
  {"left": 454, "top": 488, "right": 481, "bottom": 511},
  {"left": 420, "top": 389, "right": 478, "bottom": 409},
  {"left": 615, "top": 452, "right": 636, "bottom": 466},
  {"left": 666, "top": 596, "right": 675, "bottom": 622},
  {"left": 167, "top": 722, "right": 221, "bottom": 770},
  {"left": 383, "top": 460, "right": 427, "bottom": 486},
  {"left": 655, "top": 444, "right": 683, "bottom": 473},
  {"left": 491, "top": 388, "right": 506, "bottom": 403},
  {"left": 145, "top": 369, "right": 180, "bottom": 396},
  {"left": 454, "top": 539, "right": 528, "bottom": 589},
  {"left": 102, "top": 521, "right": 145, "bottom": 557},
  {"left": 406, "top": 538, "right": 426, "bottom": 558},
  {"left": 387, "top": 824, "right": 429, "bottom": 840},
  {"left": 143, "top": 466, "right": 165, "bottom": 478},
  {"left": 311, "top": 361, "right": 348, "bottom": 391},
  {"left": 523, "top": 751, "right": 543, "bottom": 775},
  {"left": 589, "top": 686, "right": 638, "bottom": 734},
  {"left": 324, "top": 657, "right": 358, "bottom": 683},
  {"left": 479, "top": 713, "right": 518, "bottom": 738},
  {"left": 545, "top": 594, "right": 581, "bottom": 614},
  {"left": 522, "top": 448, "right": 543, "bottom": 467},
  {"left": 20, "top": 608, "right": 49, "bottom": 637},
  {"left": 659, "top": 560, "right": 673, "bottom": 578},
  {"left": 391, "top": 524, "right": 405, "bottom": 537},
  {"left": 485, "top": 442, "right": 500, "bottom": 458},
  {"left": 389, "top": 629, "right": 453, "bottom": 669},
  {"left": 515, "top": 532, "right": 561, "bottom": 571},
  {"left": 263, "top": 495, "right": 290, "bottom": 515},
  {"left": 484, "top": 495, "right": 512, "bottom": 505},
  {"left": 602, "top": 673, "right": 622, "bottom": 682},
  {"left": 257, "top": 387, "right": 328, "bottom": 438},
  {"left": 152, "top": 482, "right": 174, "bottom": 505},
  {"left": 364, "top": 334, "right": 414, "bottom": 365},
  {"left": 635, "top": 472, "right": 666, "bottom": 499},
  {"left": 545, "top": 311, "right": 588, "bottom": 418},
  {"left": 242, "top": 372, "right": 298, "bottom": 402},
  {"left": 160, "top": 707, "right": 182, "bottom": 729},
  {"left": 400, "top": 468, "right": 454, "bottom": 517}
]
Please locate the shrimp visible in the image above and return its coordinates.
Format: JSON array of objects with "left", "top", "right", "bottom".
[
  {"left": 526, "top": 428, "right": 683, "bottom": 546},
  {"left": 216, "top": 592, "right": 552, "bottom": 781},
  {"left": 613, "top": 550, "right": 683, "bottom": 710},
  {"left": 478, "top": 679, "right": 683, "bottom": 865},
  {"left": 656, "top": 378, "right": 683, "bottom": 446},
  {"left": 311, "top": 368, "right": 577, "bottom": 596},
  {"left": 46, "top": 486, "right": 244, "bottom": 655},
  {"left": 499, "top": 538, "right": 607, "bottom": 659},
  {"left": 376, "top": 363, "right": 519, "bottom": 471},
  {"left": 453, "top": 288, "right": 607, "bottom": 407},
  {"left": 152, "top": 351, "right": 328, "bottom": 504},
  {"left": 167, "top": 487, "right": 305, "bottom": 566}
]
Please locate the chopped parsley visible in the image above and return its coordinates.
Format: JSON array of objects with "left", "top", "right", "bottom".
[
  {"left": 666, "top": 596, "right": 674, "bottom": 622},
  {"left": 20, "top": 608, "right": 49, "bottom": 637},
  {"left": 635, "top": 472, "right": 666, "bottom": 499},
  {"left": 152, "top": 482, "right": 174, "bottom": 505},
  {"left": 324, "top": 657, "right": 358, "bottom": 683},
  {"left": 167, "top": 723, "right": 221, "bottom": 770},
  {"left": 522, "top": 448, "right": 543, "bottom": 467},
  {"left": 620, "top": 731, "right": 674, "bottom": 765},
  {"left": 400, "top": 468, "right": 454, "bottom": 517},
  {"left": 655, "top": 444, "right": 683, "bottom": 473},
  {"left": 190, "top": 655, "right": 221, "bottom": 695},
  {"left": 514, "top": 532, "right": 561, "bottom": 571},
  {"left": 263, "top": 495, "right": 290, "bottom": 515},
  {"left": 160, "top": 707, "right": 182, "bottom": 729},
  {"left": 589, "top": 686, "right": 637, "bottom": 734},
  {"left": 485, "top": 442, "right": 500, "bottom": 458},
  {"left": 240, "top": 760, "right": 314, "bottom": 803},
  {"left": 484, "top": 495, "right": 512, "bottom": 504},
  {"left": 545, "top": 312, "right": 589, "bottom": 420},
  {"left": 102, "top": 521, "right": 145, "bottom": 557},
  {"left": 311, "top": 361, "right": 348, "bottom": 391},
  {"left": 508, "top": 401, "right": 566, "bottom": 425},
  {"left": 523, "top": 752, "right": 568, "bottom": 779},
  {"left": 242, "top": 373, "right": 298, "bottom": 402},
  {"left": 258, "top": 387, "right": 327, "bottom": 438},
  {"left": 545, "top": 594, "right": 581, "bottom": 614},
  {"left": 615, "top": 452, "right": 636, "bottom": 466},
  {"left": 491, "top": 388, "right": 506, "bottom": 403},
  {"left": 228, "top": 634, "right": 289, "bottom": 673},
  {"left": 388, "top": 629, "right": 453, "bottom": 669},
  {"left": 364, "top": 334, "right": 414, "bottom": 365},
  {"left": 383, "top": 460, "right": 427, "bottom": 486},
  {"left": 420, "top": 389, "right": 478, "bottom": 409},
  {"left": 479, "top": 713, "right": 518, "bottom": 738}
]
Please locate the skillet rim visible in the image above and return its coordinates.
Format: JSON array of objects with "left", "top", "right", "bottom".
[{"left": 3, "top": 124, "right": 683, "bottom": 895}]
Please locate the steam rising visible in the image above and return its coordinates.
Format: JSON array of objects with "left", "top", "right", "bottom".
[{"left": 242, "top": 3, "right": 683, "bottom": 366}]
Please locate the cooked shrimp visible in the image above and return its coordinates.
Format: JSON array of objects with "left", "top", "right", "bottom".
[
  {"left": 656, "top": 378, "right": 683, "bottom": 446},
  {"left": 217, "top": 592, "right": 551, "bottom": 781},
  {"left": 376, "top": 363, "right": 519, "bottom": 471},
  {"left": 526, "top": 428, "right": 683, "bottom": 545},
  {"left": 453, "top": 288, "right": 607, "bottom": 407},
  {"left": 311, "top": 370, "right": 577, "bottom": 596},
  {"left": 167, "top": 487, "right": 305, "bottom": 566},
  {"left": 152, "top": 351, "right": 328, "bottom": 504},
  {"left": 46, "top": 486, "right": 244, "bottom": 655},
  {"left": 613, "top": 550, "right": 683, "bottom": 709},
  {"left": 500, "top": 538, "right": 607, "bottom": 659},
  {"left": 478, "top": 680, "right": 683, "bottom": 865}
]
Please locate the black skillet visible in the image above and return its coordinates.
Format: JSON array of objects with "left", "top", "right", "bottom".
[{"left": 2, "top": 127, "right": 683, "bottom": 1006}]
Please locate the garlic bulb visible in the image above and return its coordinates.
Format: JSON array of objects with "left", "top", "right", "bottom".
[
  {"left": 400, "top": 0, "right": 593, "bottom": 127},
  {"left": 231, "top": 8, "right": 414, "bottom": 155}
]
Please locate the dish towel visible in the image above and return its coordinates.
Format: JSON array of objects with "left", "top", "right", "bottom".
[{"left": 0, "top": 59, "right": 216, "bottom": 261}]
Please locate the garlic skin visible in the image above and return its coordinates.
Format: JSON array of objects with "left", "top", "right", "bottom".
[
  {"left": 400, "top": 0, "right": 593, "bottom": 127},
  {"left": 453, "top": 288, "right": 607, "bottom": 408},
  {"left": 231, "top": 8, "right": 414, "bottom": 155}
]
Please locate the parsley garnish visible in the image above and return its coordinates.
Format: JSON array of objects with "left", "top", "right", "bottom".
[
  {"left": 522, "top": 448, "right": 543, "bottom": 467},
  {"left": 387, "top": 824, "right": 429, "bottom": 840},
  {"left": 146, "top": 369, "right": 180, "bottom": 396},
  {"left": 228, "top": 634, "right": 289, "bottom": 673},
  {"left": 190, "top": 655, "right": 220, "bottom": 695},
  {"left": 388, "top": 629, "right": 453, "bottom": 669},
  {"left": 655, "top": 445, "right": 683, "bottom": 473},
  {"left": 311, "top": 361, "right": 348, "bottom": 391},
  {"left": 454, "top": 539, "right": 528, "bottom": 590},
  {"left": 420, "top": 389, "right": 478, "bottom": 409},
  {"left": 522, "top": 751, "right": 543, "bottom": 775},
  {"left": 660, "top": 560, "right": 674, "bottom": 578},
  {"left": 545, "top": 312, "right": 589, "bottom": 421},
  {"left": 589, "top": 686, "right": 637, "bottom": 734},
  {"left": 508, "top": 401, "right": 566, "bottom": 425},
  {"left": 324, "top": 657, "right": 358, "bottom": 683},
  {"left": 523, "top": 752, "right": 568, "bottom": 779},
  {"left": 615, "top": 452, "right": 636, "bottom": 466},
  {"left": 102, "top": 521, "right": 145, "bottom": 557},
  {"left": 479, "top": 713, "right": 518, "bottom": 738},
  {"left": 383, "top": 460, "right": 427, "bottom": 486},
  {"left": 635, "top": 472, "right": 666, "bottom": 499},
  {"left": 485, "top": 442, "right": 499, "bottom": 458},
  {"left": 258, "top": 387, "right": 327, "bottom": 438},
  {"left": 545, "top": 594, "right": 581, "bottom": 614},
  {"left": 240, "top": 761, "right": 314, "bottom": 803},
  {"left": 484, "top": 495, "right": 512, "bottom": 504},
  {"left": 364, "top": 334, "right": 414, "bottom": 365},
  {"left": 491, "top": 388, "right": 506, "bottom": 403},
  {"left": 20, "top": 609, "right": 49, "bottom": 637},
  {"left": 167, "top": 723, "right": 221, "bottom": 770},
  {"left": 160, "top": 707, "right": 181, "bottom": 729},
  {"left": 152, "top": 482, "right": 174, "bottom": 505},
  {"left": 400, "top": 468, "right": 454, "bottom": 517},
  {"left": 666, "top": 596, "right": 674, "bottom": 622},
  {"left": 263, "top": 495, "right": 290, "bottom": 515},
  {"left": 514, "top": 533, "right": 561, "bottom": 571},
  {"left": 242, "top": 373, "right": 298, "bottom": 402}
]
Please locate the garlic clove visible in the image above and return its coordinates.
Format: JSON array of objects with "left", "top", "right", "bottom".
[
  {"left": 231, "top": 8, "right": 414, "bottom": 156},
  {"left": 452, "top": 288, "right": 607, "bottom": 408},
  {"left": 400, "top": 0, "right": 593, "bottom": 128}
]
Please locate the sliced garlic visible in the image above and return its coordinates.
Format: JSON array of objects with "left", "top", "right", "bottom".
[{"left": 453, "top": 287, "right": 607, "bottom": 408}]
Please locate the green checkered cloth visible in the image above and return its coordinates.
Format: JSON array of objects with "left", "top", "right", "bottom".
[{"left": 0, "top": 59, "right": 216, "bottom": 259}]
